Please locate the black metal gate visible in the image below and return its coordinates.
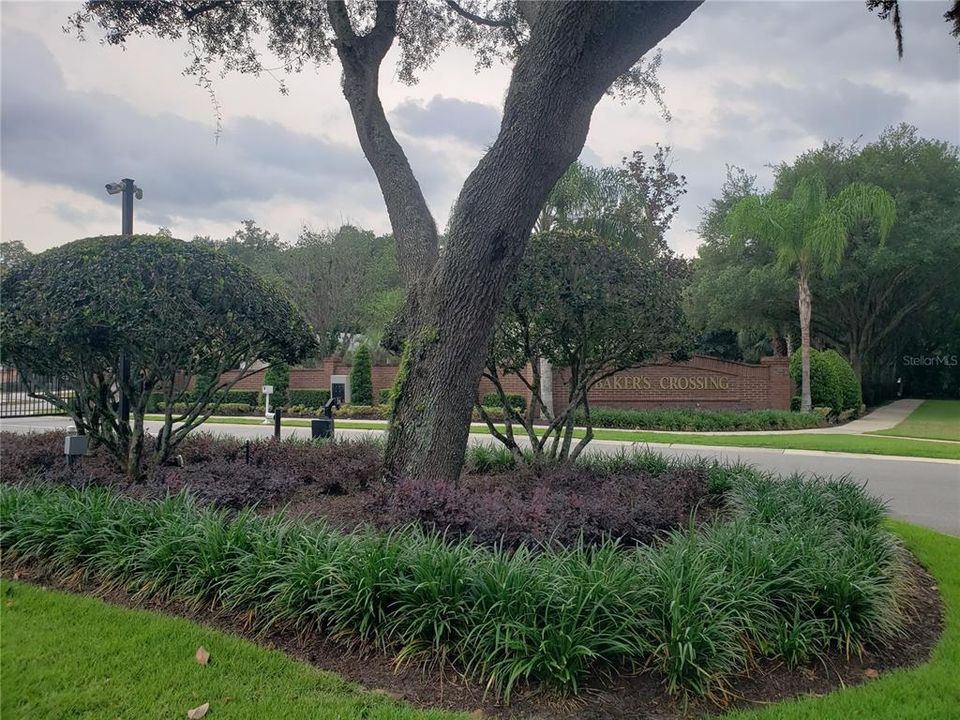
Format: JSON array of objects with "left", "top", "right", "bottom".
[{"left": 0, "top": 369, "right": 70, "bottom": 418}]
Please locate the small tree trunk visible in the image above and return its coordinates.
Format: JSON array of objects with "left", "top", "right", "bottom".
[
  {"left": 538, "top": 357, "right": 554, "bottom": 421},
  {"left": 785, "top": 333, "right": 794, "bottom": 357},
  {"left": 798, "top": 273, "right": 813, "bottom": 412},
  {"left": 126, "top": 412, "right": 144, "bottom": 481},
  {"left": 568, "top": 396, "right": 593, "bottom": 461}
]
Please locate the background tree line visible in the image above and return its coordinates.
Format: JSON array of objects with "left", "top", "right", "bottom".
[
  {"left": 3, "top": 125, "right": 954, "bottom": 410},
  {"left": 685, "top": 124, "right": 960, "bottom": 402}
]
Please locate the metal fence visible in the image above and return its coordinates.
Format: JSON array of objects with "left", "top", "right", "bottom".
[{"left": 0, "top": 369, "right": 70, "bottom": 418}]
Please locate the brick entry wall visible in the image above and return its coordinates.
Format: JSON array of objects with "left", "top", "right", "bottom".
[
  {"left": 222, "top": 354, "right": 791, "bottom": 411},
  {"left": 552, "top": 355, "right": 792, "bottom": 412},
  {"left": 220, "top": 359, "right": 401, "bottom": 400}
]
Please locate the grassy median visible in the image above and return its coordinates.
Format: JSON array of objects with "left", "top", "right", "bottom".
[
  {"left": 871, "top": 400, "right": 960, "bottom": 442},
  {"left": 145, "top": 415, "right": 960, "bottom": 460}
]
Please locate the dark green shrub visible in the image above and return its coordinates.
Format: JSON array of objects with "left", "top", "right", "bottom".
[
  {"left": 216, "top": 403, "right": 255, "bottom": 415},
  {"left": 350, "top": 345, "right": 374, "bottom": 406},
  {"left": 480, "top": 392, "right": 527, "bottom": 411},
  {"left": 158, "top": 401, "right": 252, "bottom": 416},
  {"left": 223, "top": 390, "right": 261, "bottom": 406},
  {"left": 287, "top": 389, "right": 330, "bottom": 408},
  {"left": 0, "top": 234, "right": 317, "bottom": 477},
  {"left": 576, "top": 407, "right": 824, "bottom": 431},
  {"left": 378, "top": 388, "right": 392, "bottom": 404},
  {"left": 263, "top": 361, "right": 290, "bottom": 406},
  {"left": 790, "top": 396, "right": 801, "bottom": 412},
  {"left": 823, "top": 350, "right": 862, "bottom": 412},
  {"left": 789, "top": 348, "right": 843, "bottom": 412},
  {"left": 472, "top": 406, "right": 506, "bottom": 422}
]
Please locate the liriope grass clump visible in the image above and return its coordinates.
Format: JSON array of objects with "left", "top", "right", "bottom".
[{"left": 0, "top": 466, "right": 906, "bottom": 703}]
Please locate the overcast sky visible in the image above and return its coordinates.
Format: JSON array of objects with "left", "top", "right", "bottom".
[{"left": 2, "top": 1, "right": 957, "bottom": 257}]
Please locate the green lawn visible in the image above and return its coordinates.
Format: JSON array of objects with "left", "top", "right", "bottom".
[
  {"left": 872, "top": 400, "right": 960, "bottom": 442},
  {"left": 146, "top": 415, "right": 960, "bottom": 460},
  {"left": 0, "top": 581, "right": 461, "bottom": 720},
  {"left": 2, "top": 521, "right": 958, "bottom": 719}
]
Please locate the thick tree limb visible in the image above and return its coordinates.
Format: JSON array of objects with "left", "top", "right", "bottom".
[
  {"left": 384, "top": 1, "right": 703, "bottom": 481},
  {"left": 327, "top": 0, "right": 439, "bottom": 287}
]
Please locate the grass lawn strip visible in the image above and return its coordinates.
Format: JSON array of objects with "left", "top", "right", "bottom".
[
  {"left": 0, "top": 579, "right": 460, "bottom": 720},
  {"left": 728, "top": 519, "right": 960, "bottom": 720},
  {"left": 2, "top": 520, "right": 956, "bottom": 720},
  {"left": 871, "top": 400, "right": 960, "bottom": 442},
  {"left": 144, "top": 414, "right": 960, "bottom": 460}
]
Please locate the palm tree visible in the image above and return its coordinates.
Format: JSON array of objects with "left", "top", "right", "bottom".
[
  {"left": 727, "top": 175, "right": 895, "bottom": 412},
  {"left": 534, "top": 161, "right": 638, "bottom": 246}
]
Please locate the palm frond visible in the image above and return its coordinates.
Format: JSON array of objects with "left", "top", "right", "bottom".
[{"left": 833, "top": 182, "right": 897, "bottom": 241}]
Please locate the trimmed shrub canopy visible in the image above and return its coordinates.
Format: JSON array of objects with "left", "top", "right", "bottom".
[{"left": 789, "top": 348, "right": 860, "bottom": 413}]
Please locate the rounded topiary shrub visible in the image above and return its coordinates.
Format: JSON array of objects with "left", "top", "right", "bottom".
[
  {"left": 822, "top": 349, "right": 862, "bottom": 412},
  {"left": 789, "top": 348, "right": 843, "bottom": 412}
]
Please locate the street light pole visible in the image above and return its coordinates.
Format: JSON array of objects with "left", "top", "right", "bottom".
[
  {"left": 105, "top": 178, "right": 143, "bottom": 426},
  {"left": 121, "top": 178, "right": 135, "bottom": 235}
]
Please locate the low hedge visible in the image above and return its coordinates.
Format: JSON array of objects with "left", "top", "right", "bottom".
[
  {"left": 213, "top": 390, "right": 261, "bottom": 406},
  {"left": 156, "top": 402, "right": 253, "bottom": 416},
  {"left": 147, "top": 390, "right": 261, "bottom": 413},
  {"left": 287, "top": 389, "right": 331, "bottom": 408},
  {"left": 1, "top": 468, "right": 901, "bottom": 701},
  {"left": 480, "top": 392, "right": 527, "bottom": 412},
  {"left": 577, "top": 407, "right": 825, "bottom": 432}
]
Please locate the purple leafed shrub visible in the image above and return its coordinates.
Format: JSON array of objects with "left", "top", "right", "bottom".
[
  {"left": 3, "top": 432, "right": 708, "bottom": 548},
  {"left": 1, "top": 431, "right": 382, "bottom": 504},
  {"left": 366, "top": 463, "right": 709, "bottom": 548}
]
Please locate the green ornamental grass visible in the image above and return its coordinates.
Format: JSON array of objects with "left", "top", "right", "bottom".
[{"left": 0, "top": 464, "right": 908, "bottom": 702}]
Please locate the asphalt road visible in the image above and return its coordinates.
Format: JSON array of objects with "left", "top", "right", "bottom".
[{"left": 4, "top": 416, "right": 958, "bottom": 536}]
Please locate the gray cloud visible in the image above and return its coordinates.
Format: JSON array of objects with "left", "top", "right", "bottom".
[
  {"left": 668, "top": 1, "right": 958, "bottom": 83},
  {"left": 391, "top": 95, "right": 501, "bottom": 147},
  {"left": 650, "top": 0, "right": 958, "bottom": 255},
  {"left": 46, "top": 202, "right": 110, "bottom": 226},
  {"left": 0, "top": 30, "right": 461, "bottom": 229}
]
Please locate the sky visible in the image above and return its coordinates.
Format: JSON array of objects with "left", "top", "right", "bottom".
[{"left": 2, "top": 1, "right": 958, "bottom": 257}]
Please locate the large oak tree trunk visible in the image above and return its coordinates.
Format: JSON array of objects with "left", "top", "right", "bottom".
[
  {"left": 798, "top": 273, "right": 813, "bottom": 413},
  {"left": 382, "top": 3, "right": 701, "bottom": 482}
]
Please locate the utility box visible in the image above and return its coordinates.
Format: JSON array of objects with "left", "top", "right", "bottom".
[
  {"left": 64, "top": 434, "right": 88, "bottom": 464},
  {"left": 311, "top": 418, "right": 333, "bottom": 439}
]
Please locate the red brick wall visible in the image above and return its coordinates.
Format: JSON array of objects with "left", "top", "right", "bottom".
[
  {"left": 220, "top": 359, "right": 400, "bottom": 400},
  {"left": 220, "top": 354, "right": 790, "bottom": 411},
  {"left": 553, "top": 355, "right": 791, "bottom": 412}
]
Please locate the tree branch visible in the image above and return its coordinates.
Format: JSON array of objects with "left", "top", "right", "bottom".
[
  {"left": 445, "top": 0, "right": 522, "bottom": 50},
  {"left": 445, "top": 0, "right": 513, "bottom": 29},
  {"left": 327, "top": 0, "right": 439, "bottom": 288},
  {"left": 182, "top": 1, "right": 231, "bottom": 21}
]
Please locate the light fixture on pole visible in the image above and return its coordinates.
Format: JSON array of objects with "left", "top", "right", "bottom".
[{"left": 105, "top": 178, "right": 143, "bottom": 426}]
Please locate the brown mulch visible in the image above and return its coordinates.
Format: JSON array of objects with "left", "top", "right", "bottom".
[{"left": 3, "top": 552, "right": 943, "bottom": 720}]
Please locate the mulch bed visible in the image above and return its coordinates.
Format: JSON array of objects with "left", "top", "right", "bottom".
[{"left": 3, "top": 552, "right": 944, "bottom": 720}]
